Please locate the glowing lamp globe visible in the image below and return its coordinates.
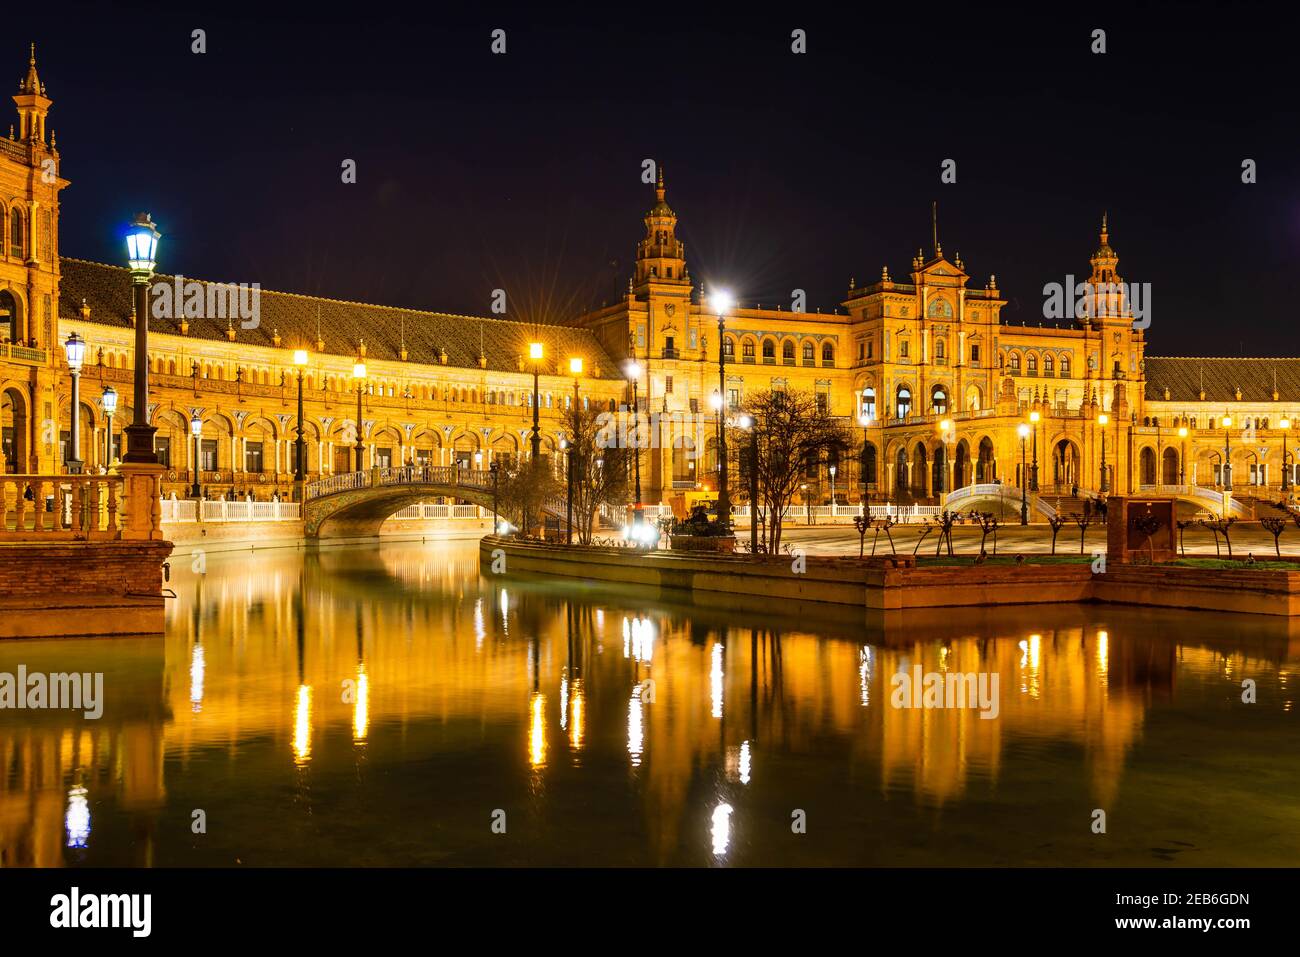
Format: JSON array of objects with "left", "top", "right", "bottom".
[
  {"left": 125, "top": 213, "right": 160, "bottom": 275},
  {"left": 63, "top": 331, "right": 86, "bottom": 373}
]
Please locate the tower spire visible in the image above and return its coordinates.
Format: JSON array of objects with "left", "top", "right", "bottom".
[
  {"left": 13, "top": 41, "right": 52, "bottom": 144},
  {"left": 932, "top": 200, "right": 940, "bottom": 257}
]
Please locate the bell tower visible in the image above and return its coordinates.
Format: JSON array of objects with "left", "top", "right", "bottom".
[
  {"left": 632, "top": 168, "right": 689, "bottom": 292},
  {"left": 1082, "top": 213, "right": 1129, "bottom": 326},
  {"left": 1, "top": 43, "right": 69, "bottom": 474}
]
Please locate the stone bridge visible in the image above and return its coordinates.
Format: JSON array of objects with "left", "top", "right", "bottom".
[{"left": 302, "top": 466, "right": 518, "bottom": 538}]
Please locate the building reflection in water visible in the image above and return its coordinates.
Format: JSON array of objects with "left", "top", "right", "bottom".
[{"left": 0, "top": 539, "right": 1295, "bottom": 866}]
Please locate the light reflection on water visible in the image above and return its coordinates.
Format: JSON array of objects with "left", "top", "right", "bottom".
[{"left": 0, "top": 539, "right": 1297, "bottom": 867}]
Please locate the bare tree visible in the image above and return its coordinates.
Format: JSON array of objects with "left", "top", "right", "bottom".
[
  {"left": 495, "top": 457, "right": 562, "bottom": 536},
  {"left": 1261, "top": 516, "right": 1286, "bottom": 558},
  {"left": 569, "top": 403, "right": 630, "bottom": 544},
  {"left": 729, "top": 389, "right": 850, "bottom": 555},
  {"left": 1047, "top": 513, "right": 1067, "bottom": 555}
]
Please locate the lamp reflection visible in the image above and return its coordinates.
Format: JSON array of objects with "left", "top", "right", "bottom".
[
  {"left": 189, "top": 643, "right": 205, "bottom": 713},
  {"left": 710, "top": 641, "right": 724, "bottom": 718},
  {"left": 293, "top": 685, "right": 313, "bottom": 765},
  {"left": 65, "top": 783, "right": 90, "bottom": 849},
  {"left": 353, "top": 664, "right": 370, "bottom": 743},
  {"left": 628, "top": 686, "right": 645, "bottom": 766},
  {"left": 711, "top": 802, "right": 733, "bottom": 857},
  {"left": 528, "top": 691, "right": 547, "bottom": 768},
  {"left": 569, "top": 679, "right": 585, "bottom": 752}
]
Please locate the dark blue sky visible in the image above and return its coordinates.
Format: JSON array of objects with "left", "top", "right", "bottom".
[{"left": 9, "top": 1, "right": 1298, "bottom": 355}]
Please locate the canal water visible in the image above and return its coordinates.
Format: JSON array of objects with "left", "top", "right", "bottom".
[{"left": 2, "top": 539, "right": 1296, "bottom": 867}]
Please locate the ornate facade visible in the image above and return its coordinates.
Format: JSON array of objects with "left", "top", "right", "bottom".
[{"left": 2, "top": 46, "right": 1298, "bottom": 512}]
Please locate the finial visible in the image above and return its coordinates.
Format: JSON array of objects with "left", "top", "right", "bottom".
[
  {"left": 1100, "top": 211, "right": 1109, "bottom": 244},
  {"left": 932, "top": 200, "right": 940, "bottom": 257}
]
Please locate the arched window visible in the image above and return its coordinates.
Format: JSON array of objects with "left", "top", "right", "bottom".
[
  {"left": 931, "top": 385, "right": 948, "bottom": 415},
  {"left": 783, "top": 340, "right": 795, "bottom": 361},
  {"left": 1043, "top": 354, "right": 1054, "bottom": 375},
  {"left": 1009, "top": 353, "right": 1021, "bottom": 372},
  {"left": 723, "top": 337, "right": 735, "bottom": 358},
  {"left": 860, "top": 387, "right": 876, "bottom": 421},
  {"left": 822, "top": 342, "right": 834, "bottom": 364},
  {"left": 1060, "top": 354, "right": 1071, "bottom": 376},
  {"left": 742, "top": 339, "right": 755, "bottom": 359},
  {"left": 1027, "top": 353, "right": 1038, "bottom": 373},
  {"left": 935, "top": 338, "right": 946, "bottom": 360},
  {"left": 896, "top": 386, "right": 912, "bottom": 420},
  {"left": 9, "top": 208, "right": 23, "bottom": 259},
  {"left": 762, "top": 339, "right": 775, "bottom": 359},
  {"left": 802, "top": 341, "right": 815, "bottom": 361}
]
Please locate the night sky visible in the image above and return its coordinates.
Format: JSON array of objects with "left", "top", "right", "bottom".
[{"left": 9, "top": 1, "right": 1299, "bottom": 355}]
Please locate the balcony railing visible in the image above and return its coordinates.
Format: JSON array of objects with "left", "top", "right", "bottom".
[{"left": 0, "top": 474, "right": 124, "bottom": 541}]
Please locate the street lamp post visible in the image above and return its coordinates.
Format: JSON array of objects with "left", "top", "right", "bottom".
[
  {"left": 1098, "top": 413, "right": 1110, "bottom": 493},
  {"left": 1281, "top": 417, "right": 1292, "bottom": 492},
  {"left": 122, "top": 213, "right": 160, "bottom": 464},
  {"left": 1028, "top": 409, "right": 1040, "bottom": 491},
  {"left": 713, "top": 290, "right": 734, "bottom": 530},
  {"left": 829, "top": 463, "right": 837, "bottom": 516},
  {"left": 859, "top": 413, "right": 872, "bottom": 516},
  {"left": 189, "top": 414, "right": 203, "bottom": 498},
  {"left": 293, "top": 349, "right": 308, "bottom": 497},
  {"left": 63, "top": 331, "right": 85, "bottom": 474},
  {"left": 1221, "top": 414, "right": 1233, "bottom": 517},
  {"left": 738, "top": 412, "right": 757, "bottom": 555},
  {"left": 101, "top": 386, "right": 117, "bottom": 472},
  {"left": 562, "top": 438, "right": 573, "bottom": 546},
  {"left": 1178, "top": 425, "right": 1188, "bottom": 486},
  {"left": 352, "top": 360, "right": 366, "bottom": 472},
  {"left": 1018, "top": 423, "right": 1030, "bottom": 525},
  {"left": 490, "top": 460, "right": 500, "bottom": 532},
  {"left": 802, "top": 483, "right": 810, "bottom": 525},
  {"left": 568, "top": 357, "right": 583, "bottom": 545},
  {"left": 626, "top": 360, "right": 643, "bottom": 522},
  {"left": 529, "top": 341, "right": 544, "bottom": 461}
]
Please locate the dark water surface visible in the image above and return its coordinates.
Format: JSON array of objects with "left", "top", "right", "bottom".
[{"left": 2, "top": 540, "right": 1296, "bottom": 866}]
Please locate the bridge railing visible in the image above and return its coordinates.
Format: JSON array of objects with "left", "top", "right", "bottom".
[
  {"left": 304, "top": 471, "right": 367, "bottom": 499},
  {"left": 307, "top": 466, "right": 497, "bottom": 500}
]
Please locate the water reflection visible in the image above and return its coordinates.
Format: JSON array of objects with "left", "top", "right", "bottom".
[{"left": 0, "top": 540, "right": 1296, "bottom": 866}]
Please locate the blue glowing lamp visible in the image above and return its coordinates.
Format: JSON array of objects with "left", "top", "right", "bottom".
[{"left": 125, "top": 212, "right": 160, "bottom": 276}]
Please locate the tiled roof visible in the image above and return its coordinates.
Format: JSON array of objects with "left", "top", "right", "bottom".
[
  {"left": 1144, "top": 356, "right": 1300, "bottom": 402},
  {"left": 57, "top": 258, "right": 618, "bottom": 377}
]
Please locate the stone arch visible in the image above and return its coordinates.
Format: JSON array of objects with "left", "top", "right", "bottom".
[
  {"left": 1050, "top": 437, "right": 1081, "bottom": 490},
  {"left": 1162, "top": 445, "right": 1180, "bottom": 485},
  {"left": 953, "top": 438, "right": 971, "bottom": 488},
  {"left": 1, "top": 382, "right": 30, "bottom": 472},
  {"left": 976, "top": 435, "right": 996, "bottom": 483},
  {"left": 1140, "top": 445, "right": 1157, "bottom": 486}
]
